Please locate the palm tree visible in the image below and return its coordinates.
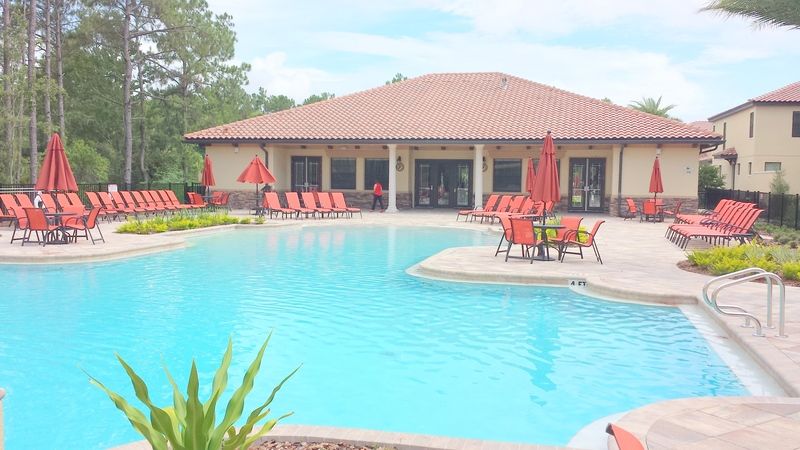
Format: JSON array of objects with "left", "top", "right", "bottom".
[
  {"left": 702, "top": 0, "right": 800, "bottom": 29},
  {"left": 629, "top": 96, "right": 677, "bottom": 118}
]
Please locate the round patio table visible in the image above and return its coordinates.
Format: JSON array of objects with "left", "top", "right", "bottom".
[{"left": 44, "top": 211, "right": 79, "bottom": 245}]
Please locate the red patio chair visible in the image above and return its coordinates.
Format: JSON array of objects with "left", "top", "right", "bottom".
[
  {"left": 550, "top": 216, "right": 583, "bottom": 255},
  {"left": 622, "top": 198, "right": 637, "bottom": 220},
  {"left": 494, "top": 215, "right": 514, "bottom": 257},
  {"left": 505, "top": 217, "right": 539, "bottom": 263},
  {"left": 21, "top": 207, "right": 60, "bottom": 246},
  {"left": 331, "top": 192, "right": 362, "bottom": 218},
  {"left": 560, "top": 220, "right": 605, "bottom": 264},
  {"left": 6, "top": 204, "right": 28, "bottom": 243},
  {"left": 64, "top": 207, "right": 105, "bottom": 244},
  {"left": 606, "top": 424, "right": 644, "bottom": 450}
]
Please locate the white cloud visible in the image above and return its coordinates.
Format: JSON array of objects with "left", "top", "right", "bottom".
[{"left": 246, "top": 52, "right": 335, "bottom": 101}]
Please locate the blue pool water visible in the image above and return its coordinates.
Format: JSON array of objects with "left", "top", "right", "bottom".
[{"left": 0, "top": 226, "right": 745, "bottom": 449}]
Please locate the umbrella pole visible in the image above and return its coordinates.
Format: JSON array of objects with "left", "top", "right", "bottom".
[{"left": 255, "top": 183, "right": 260, "bottom": 215}]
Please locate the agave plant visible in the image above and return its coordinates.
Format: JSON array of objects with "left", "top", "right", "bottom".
[{"left": 86, "top": 334, "right": 299, "bottom": 450}]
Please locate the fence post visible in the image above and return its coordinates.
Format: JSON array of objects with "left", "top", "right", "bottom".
[
  {"left": 767, "top": 192, "right": 771, "bottom": 224},
  {"left": 796, "top": 194, "right": 799, "bottom": 230},
  {"left": 779, "top": 193, "right": 784, "bottom": 227}
]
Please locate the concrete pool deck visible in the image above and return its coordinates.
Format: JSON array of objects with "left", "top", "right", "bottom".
[{"left": 1, "top": 209, "right": 798, "bottom": 449}]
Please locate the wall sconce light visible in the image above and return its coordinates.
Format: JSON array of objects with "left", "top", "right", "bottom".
[
  {"left": 397, "top": 156, "right": 402, "bottom": 163},
  {"left": 482, "top": 156, "right": 488, "bottom": 172},
  {"left": 395, "top": 155, "right": 405, "bottom": 172},
  {"left": 233, "top": 143, "right": 239, "bottom": 153}
]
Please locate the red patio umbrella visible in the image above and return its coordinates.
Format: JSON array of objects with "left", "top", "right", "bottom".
[
  {"left": 525, "top": 158, "right": 537, "bottom": 197},
  {"left": 35, "top": 133, "right": 78, "bottom": 192},
  {"left": 531, "top": 131, "right": 560, "bottom": 207},
  {"left": 649, "top": 156, "right": 664, "bottom": 200},
  {"left": 201, "top": 154, "right": 216, "bottom": 196},
  {"left": 237, "top": 155, "right": 276, "bottom": 211}
]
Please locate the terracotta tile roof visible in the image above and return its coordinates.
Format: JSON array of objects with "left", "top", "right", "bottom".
[
  {"left": 714, "top": 147, "right": 738, "bottom": 160},
  {"left": 688, "top": 121, "right": 713, "bottom": 131},
  {"left": 751, "top": 81, "right": 800, "bottom": 103},
  {"left": 185, "top": 72, "right": 721, "bottom": 143}
]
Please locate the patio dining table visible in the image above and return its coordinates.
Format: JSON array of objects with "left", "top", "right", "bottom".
[
  {"left": 531, "top": 223, "right": 565, "bottom": 261},
  {"left": 44, "top": 211, "right": 79, "bottom": 245}
]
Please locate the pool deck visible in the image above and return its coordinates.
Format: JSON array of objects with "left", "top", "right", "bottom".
[{"left": 2, "top": 209, "right": 799, "bottom": 449}]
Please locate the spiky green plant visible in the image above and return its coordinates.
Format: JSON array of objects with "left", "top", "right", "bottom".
[{"left": 86, "top": 334, "right": 299, "bottom": 450}]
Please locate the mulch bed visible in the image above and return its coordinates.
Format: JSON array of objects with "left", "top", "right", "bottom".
[
  {"left": 677, "top": 260, "right": 800, "bottom": 287},
  {"left": 251, "top": 441, "right": 391, "bottom": 450}
]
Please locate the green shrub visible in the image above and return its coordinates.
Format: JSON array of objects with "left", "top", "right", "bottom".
[
  {"left": 86, "top": 335, "right": 299, "bottom": 450},
  {"left": 688, "top": 243, "right": 799, "bottom": 279},
  {"left": 254, "top": 216, "right": 266, "bottom": 224},
  {"left": 239, "top": 218, "right": 252, "bottom": 224},
  {"left": 117, "top": 213, "right": 242, "bottom": 234}
]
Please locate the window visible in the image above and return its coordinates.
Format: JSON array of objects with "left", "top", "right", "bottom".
[
  {"left": 737, "top": 163, "right": 740, "bottom": 175},
  {"left": 364, "top": 158, "right": 389, "bottom": 190},
  {"left": 793, "top": 111, "right": 800, "bottom": 137},
  {"left": 492, "top": 159, "right": 522, "bottom": 192},
  {"left": 749, "top": 112, "right": 754, "bottom": 138},
  {"left": 330, "top": 158, "right": 356, "bottom": 189},
  {"left": 723, "top": 122, "right": 727, "bottom": 141},
  {"left": 765, "top": 162, "right": 781, "bottom": 172},
  {"left": 748, "top": 162, "right": 752, "bottom": 175}
]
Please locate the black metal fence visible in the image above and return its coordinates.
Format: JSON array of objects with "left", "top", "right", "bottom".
[
  {"left": 702, "top": 188, "right": 800, "bottom": 230},
  {"left": 0, "top": 182, "right": 204, "bottom": 204}
]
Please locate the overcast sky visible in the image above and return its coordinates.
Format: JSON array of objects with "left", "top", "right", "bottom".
[{"left": 206, "top": 0, "right": 799, "bottom": 122}]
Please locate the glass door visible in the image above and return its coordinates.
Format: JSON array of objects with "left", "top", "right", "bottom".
[
  {"left": 415, "top": 159, "right": 472, "bottom": 208},
  {"left": 291, "top": 156, "right": 322, "bottom": 192},
  {"left": 568, "top": 158, "right": 605, "bottom": 212}
]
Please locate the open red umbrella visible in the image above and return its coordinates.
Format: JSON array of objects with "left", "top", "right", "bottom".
[
  {"left": 36, "top": 133, "right": 78, "bottom": 192},
  {"left": 525, "top": 158, "right": 537, "bottom": 197},
  {"left": 649, "top": 156, "right": 664, "bottom": 200},
  {"left": 531, "top": 131, "right": 560, "bottom": 207},
  {"left": 237, "top": 155, "right": 276, "bottom": 211},
  {"left": 201, "top": 154, "right": 216, "bottom": 188}
]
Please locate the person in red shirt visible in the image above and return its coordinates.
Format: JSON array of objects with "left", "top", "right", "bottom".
[{"left": 371, "top": 180, "right": 384, "bottom": 211}]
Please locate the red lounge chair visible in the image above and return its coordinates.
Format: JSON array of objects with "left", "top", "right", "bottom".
[
  {"left": 209, "top": 192, "right": 231, "bottom": 211},
  {"left": 14, "top": 193, "right": 35, "bottom": 209},
  {"left": 111, "top": 191, "right": 146, "bottom": 215},
  {"left": 56, "top": 192, "right": 73, "bottom": 209},
  {"left": 661, "top": 200, "right": 682, "bottom": 220},
  {"left": 22, "top": 207, "right": 60, "bottom": 246},
  {"left": 285, "top": 192, "right": 315, "bottom": 218},
  {"left": 456, "top": 194, "right": 499, "bottom": 222},
  {"left": 187, "top": 192, "right": 207, "bottom": 208},
  {"left": 301, "top": 192, "right": 331, "bottom": 218},
  {"left": 67, "top": 192, "right": 86, "bottom": 209},
  {"left": 676, "top": 199, "right": 735, "bottom": 224},
  {"left": 160, "top": 190, "right": 194, "bottom": 210},
  {"left": 666, "top": 203, "right": 749, "bottom": 243},
  {"left": 606, "top": 424, "right": 644, "bottom": 450},
  {"left": 40, "top": 192, "right": 59, "bottom": 213},
  {"left": 474, "top": 195, "right": 512, "bottom": 223},
  {"left": 64, "top": 207, "right": 104, "bottom": 244},
  {"left": 331, "top": 192, "right": 362, "bottom": 218},
  {"left": 505, "top": 217, "right": 540, "bottom": 263},
  {"left": 131, "top": 191, "right": 160, "bottom": 213},
  {"left": 669, "top": 208, "right": 762, "bottom": 249},
  {"left": 104, "top": 192, "right": 137, "bottom": 217},
  {"left": 141, "top": 190, "right": 173, "bottom": 212},
  {"left": 560, "top": 220, "right": 605, "bottom": 264},
  {"left": 0, "top": 194, "right": 18, "bottom": 227},
  {"left": 318, "top": 192, "right": 347, "bottom": 217},
  {"left": 262, "top": 192, "right": 295, "bottom": 219},
  {"left": 84, "top": 192, "right": 115, "bottom": 221}
]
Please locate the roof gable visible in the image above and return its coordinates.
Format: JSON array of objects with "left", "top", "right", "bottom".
[
  {"left": 185, "top": 72, "right": 721, "bottom": 143},
  {"left": 709, "top": 80, "right": 800, "bottom": 121}
]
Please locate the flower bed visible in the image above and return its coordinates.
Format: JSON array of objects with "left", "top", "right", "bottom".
[
  {"left": 116, "top": 213, "right": 264, "bottom": 234},
  {"left": 686, "top": 243, "right": 800, "bottom": 282}
]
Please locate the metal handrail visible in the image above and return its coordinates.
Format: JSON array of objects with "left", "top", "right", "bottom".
[{"left": 702, "top": 268, "right": 787, "bottom": 337}]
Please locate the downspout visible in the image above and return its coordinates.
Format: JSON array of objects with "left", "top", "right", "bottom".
[{"left": 616, "top": 144, "right": 625, "bottom": 216}]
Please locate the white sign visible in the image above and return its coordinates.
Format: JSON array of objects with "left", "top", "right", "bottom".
[{"left": 107, "top": 184, "right": 118, "bottom": 192}]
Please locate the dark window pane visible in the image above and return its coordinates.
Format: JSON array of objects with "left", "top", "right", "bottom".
[
  {"left": 749, "top": 112, "right": 754, "bottom": 138},
  {"left": 793, "top": 111, "right": 800, "bottom": 137},
  {"left": 493, "top": 159, "right": 522, "bottom": 192},
  {"left": 330, "top": 158, "right": 356, "bottom": 189},
  {"left": 364, "top": 159, "right": 389, "bottom": 190}
]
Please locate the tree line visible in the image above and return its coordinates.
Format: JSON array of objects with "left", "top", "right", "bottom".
[{"left": 0, "top": 0, "right": 335, "bottom": 186}]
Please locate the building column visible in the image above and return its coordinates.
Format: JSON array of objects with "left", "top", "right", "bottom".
[
  {"left": 386, "top": 144, "right": 398, "bottom": 213},
  {"left": 474, "top": 144, "right": 484, "bottom": 208}
]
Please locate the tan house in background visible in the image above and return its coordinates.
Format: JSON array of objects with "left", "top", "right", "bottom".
[
  {"left": 707, "top": 81, "right": 800, "bottom": 194},
  {"left": 184, "top": 72, "right": 722, "bottom": 214}
]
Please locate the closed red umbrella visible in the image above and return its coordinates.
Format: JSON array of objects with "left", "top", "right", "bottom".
[
  {"left": 201, "top": 154, "right": 216, "bottom": 188},
  {"left": 649, "top": 156, "right": 664, "bottom": 200},
  {"left": 35, "top": 133, "right": 78, "bottom": 192},
  {"left": 525, "top": 158, "right": 536, "bottom": 197},
  {"left": 531, "top": 131, "right": 560, "bottom": 205},
  {"left": 237, "top": 156, "right": 276, "bottom": 211}
]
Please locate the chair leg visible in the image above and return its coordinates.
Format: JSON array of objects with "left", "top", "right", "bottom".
[
  {"left": 504, "top": 241, "right": 513, "bottom": 262},
  {"left": 593, "top": 241, "right": 602, "bottom": 264},
  {"left": 494, "top": 234, "right": 507, "bottom": 256}
]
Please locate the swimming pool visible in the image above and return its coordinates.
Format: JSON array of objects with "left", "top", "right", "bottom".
[{"left": 0, "top": 225, "right": 745, "bottom": 449}]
